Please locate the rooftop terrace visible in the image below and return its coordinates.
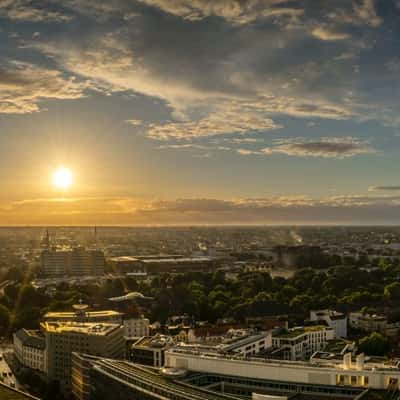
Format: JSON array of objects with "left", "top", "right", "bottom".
[{"left": 40, "top": 321, "right": 121, "bottom": 335}]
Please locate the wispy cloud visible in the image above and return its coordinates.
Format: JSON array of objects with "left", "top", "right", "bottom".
[
  {"left": 0, "top": 61, "right": 88, "bottom": 114},
  {"left": 311, "top": 26, "right": 351, "bottom": 41},
  {"left": 147, "top": 102, "right": 282, "bottom": 140}
]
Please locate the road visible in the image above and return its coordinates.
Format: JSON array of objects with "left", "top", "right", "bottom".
[{"left": 0, "top": 345, "right": 23, "bottom": 391}]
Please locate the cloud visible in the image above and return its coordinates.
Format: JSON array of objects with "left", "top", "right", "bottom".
[
  {"left": 267, "top": 137, "right": 375, "bottom": 158},
  {"left": 369, "top": 185, "right": 400, "bottom": 191},
  {"left": 0, "top": 61, "right": 88, "bottom": 114},
  {"left": 237, "top": 137, "right": 376, "bottom": 158},
  {"left": 237, "top": 148, "right": 262, "bottom": 155},
  {"left": 311, "top": 26, "right": 351, "bottom": 41},
  {"left": 20, "top": 0, "right": 396, "bottom": 136},
  {"left": 126, "top": 119, "right": 144, "bottom": 126},
  {"left": 327, "top": 0, "right": 382, "bottom": 28},
  {"left": 131, "top": 195, "right": 400, "bottom": 225},
  {"left": 0, "top": 0, "right": 72, "bottom": 22},
  {"left": 230, "top": 138, "right": 264, "bottom": 144},
  {"left": 0, "top": 196, "right": 141, "bottom": 225},
  {"left": 353, "top": 0, "right": 382, "bottom": 27},
  {"left": 385, "top": 59, "right": 400, "bottom": 72},
  {"left": 147, "top": 102, "right": 282, "bottom": 140},
  {"left": 135, "top": 0, "right": 304, "bottom": 24},
  {"left": 2, "top": 194, "right": 400, "bottom": 225}
]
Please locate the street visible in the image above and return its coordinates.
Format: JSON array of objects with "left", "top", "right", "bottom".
[{"left": 0, "top": 344, "right": 23, "bottom": 391}]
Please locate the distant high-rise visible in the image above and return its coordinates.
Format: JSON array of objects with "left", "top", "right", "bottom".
[
  {"left": 40, "top": 229, "right": 50, "bottom": 249},
  {"left": 40, "top": 247, "right": 105, "bottom": 277}
]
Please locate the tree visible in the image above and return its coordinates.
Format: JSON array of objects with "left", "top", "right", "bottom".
[
  {"left": 384, "top": 282, "right": 400, "bottom": 301},
  {"left": 289, "top": 294, "right": 312, "bottom": 314},
  {"left": 358, "top": 332, "right": 389, "bottom": 356},
  {"left": 0, "top": 305, "right": 10, "bottom": 335}
]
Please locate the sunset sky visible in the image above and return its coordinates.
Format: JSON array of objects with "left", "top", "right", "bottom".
[{"left": 1, "top": 0, "right": 400, "bottom": 225}]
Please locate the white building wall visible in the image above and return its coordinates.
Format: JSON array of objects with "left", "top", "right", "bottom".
[
  {"left": 228, "top": 333, "right": 272, "bottom": 357},
  {"left": 165, "top": 351, "right": 399, "bottom": 390},
  {"left": 13, "top": 333, "right": 46, "bottom": 373}
]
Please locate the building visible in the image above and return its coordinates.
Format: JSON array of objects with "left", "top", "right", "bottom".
[
  {"left": 40, "top": 247, "right": 104, "bottom": 277},
  {"left": 165, "top": 347, "right": 400, "bottom": 390},
  {"left": 271, "top": 326, "right": 335, "bottom": 360},
  {"left": 246, "top": 315, "right": 289, "bottom": 331},
  {"left": 349, "top": 312, "right": 387, "bottom": 333},
  {"left": 123, "top": 317, "right": 150, "bottom": 338},
  {"left": 179, "top": 329, "right": 271, "bottom": 360},
  {"left": 71, "top": 353, "right": 366, "bottom": 400},
  {"left": 107, "top": 291, "right": 153, "bottom": 312},
  {"left": 187, "top": 324, "right": 243, "bottom": 343},
  {"left": 108, "top": 256, "right": 143, "bottom": 274},
  {"left": 0, "top": 383, "right": 41, "bottom": 400},
  {"left": 310, "top": 309, "right": 348, "bottom": 338},
  {"left": 13, "top": 329, "right": 47, "bottom": 373},
  {"left": 130, "top": 334, "right": 174, "bottom": 367},
  {"left": 140, "top": 256, "right": 216, "bottom": 273},
  {"left": 217, "top": 329, "right": 271, "bottom": 356},
  {"left": 44, "top": 304, "right": 148, "bottom": 338},
  {"left": 71, "top": 353, "right": 243, "bottom": 400},
  {"left": 41, "top": 321, "right": 124, "bottom": 393}
]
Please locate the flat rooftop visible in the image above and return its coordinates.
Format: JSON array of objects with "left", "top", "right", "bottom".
[
  {"left": 41, "top": 321, "right": 121, "bottom": 336},
  {"left": 110, "top": 256, "right": 139, "bottom": 262},
  {"left": 44, "top": 310, "right": 122, "bottom": 318},
  {"left": 86, "top": 357, "right": 364, "bottom": 400},
  {"left": 142, "top": 257, "right": 213, "bottom": 263},
  {"left": 133, "top": 335, "right": 174, "bottom": 349},
  {"left": 167, "top": 348, "right": 400, "bottom": 373},
  {"left": 273, "top": 325, "right": 329, "bottom": 338}
]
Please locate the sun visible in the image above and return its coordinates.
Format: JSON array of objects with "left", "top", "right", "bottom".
[{"left": 53, "top": 167, "right": 73, "bottom": 190}]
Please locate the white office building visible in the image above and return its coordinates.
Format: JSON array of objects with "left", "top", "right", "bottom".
[
  {"left": 271, "top": 326, "right": 335, "bottom": 360},
  {"left": 13, "top": 329, "right": 47, "bottom": 373},
  {"left": 165, "top": 348, "right": 400, "bottom": 390},
  {"left": 310, "top": 310, "right": 348, "bottom": 338}
]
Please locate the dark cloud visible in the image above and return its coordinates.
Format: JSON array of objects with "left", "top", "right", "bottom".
[
  {"left": 370, "top": 186, "right": 400, "bottom": 191},
  {"left": 237, "top": 137, "right": 375, "bottom": 158},
  {"left": 0, "top": 0, "right": 72, "bottom": 22},
  {"left": 2, "top": 0, "right": 398, "bottom": 142},
  {"left": 18, "top": 0, "right": 395, "bottom": 138}
]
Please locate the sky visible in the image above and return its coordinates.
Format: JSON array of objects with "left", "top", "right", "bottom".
[{"left": 1, "top": 0, "right": 400, "bottom": 225}]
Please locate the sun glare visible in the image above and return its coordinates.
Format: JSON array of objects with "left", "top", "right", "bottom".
[{"left": 53, "top": 167, "right": 73, "bottom": 190}]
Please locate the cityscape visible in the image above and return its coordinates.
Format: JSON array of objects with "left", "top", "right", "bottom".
[
  {"left": 1, "top": 0, "right": 400, "bottom": 400},
  {"left": 1, "top": 226, "right": 400, "bottom": 399}
]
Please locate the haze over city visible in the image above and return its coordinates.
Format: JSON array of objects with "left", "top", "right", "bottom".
[{"left": 1, "top": 0, "right": 400, "bottom": 225}]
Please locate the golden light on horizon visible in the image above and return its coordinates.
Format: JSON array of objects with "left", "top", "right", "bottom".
[{"left": 52, "top": 167, "right": 73, "bottom": 190}]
